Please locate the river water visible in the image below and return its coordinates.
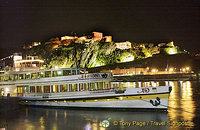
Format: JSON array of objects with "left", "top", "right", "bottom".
[{"left": 0, "top": 81, "right": 200, "bottom": 130}]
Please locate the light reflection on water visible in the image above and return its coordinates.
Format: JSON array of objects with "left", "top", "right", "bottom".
[
  {"left": 115, "top": 81, "right": 198, "bottom": 129},
  {"left": 168, "top": 81, "right": 195, "bottom": 125},
  {"left": 0, "top": 81, "right": 199, "bottom": 130}
]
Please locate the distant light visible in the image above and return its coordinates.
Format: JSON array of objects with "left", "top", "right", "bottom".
[
  {"left": 57, "top": 70, "right": 62, "bottom": 75},
  {"left": 151, "top": 69, "right": 158, "bottom": 73},
  {"left": 55, "top": 66, "right": 58, "bottom": 69},
  {"left": 5, "top": 88, "right": 9, "bottom": 92},
  {"left": 123, "top": 56, "right": 134, "bottom": 62},
  {"left": 186, "top": 67, "right": 190, "bottom": 71},
  {"left": 84, "top": 125, "right": 92, "bottom": 130},
  {"left": 168, "top": 49, "right": 177, "bottom": 55},
  {"left": 169, "top": 68, "right": 174, "bottom": 72},
  {"left": 14, "top": 59, "right": 44, "bottom": 63}
]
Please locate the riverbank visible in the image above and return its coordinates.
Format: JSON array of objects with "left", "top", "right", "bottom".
[{"left": 113, "top": 73, "right": 199, "bottom": 82}]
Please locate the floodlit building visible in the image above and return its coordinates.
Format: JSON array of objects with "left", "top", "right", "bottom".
[
  {"left": 92, "top": 32, "right": 103, "bottom": 41},
  {"left": 115, "top": 41, "right": 132, "bottom": 49},
  {"left": 61, "top": 36, "right": 78, "bottom": 40},
  {"left": 101, "top": 67, "right": 149, "bottom": 75},
  {"left": 104, "top": 36, "right": 112, "bottom": 42}
]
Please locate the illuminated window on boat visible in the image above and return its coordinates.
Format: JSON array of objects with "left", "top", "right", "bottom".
[
  {"left": 0, "top": 88, "right": 3, "bottom": 96},
  {"left": 104, "top": 82, "right": 111, "bottom": 89},
  {"left": 63, "top": 70, "right": 71, "bottom": 76},
  {"left": 84, "top": 83, "right": 89, "bottom": 91},
  {"left": 32, "top": 61, "right": 39, "bottom": 67},
  {"left": 17, "top": 86, "right": 23, "bottom": 96},
  {"left": 72, "top": 70, "right": 76, "bottom": 75},
  {"left": 57, "top": 70, "right": 63, "bottom": 76},
  {"left": 53, "top": 70, "right": 63, "bottom": 77},
  {"left": 26, "top": 62, "right": 31, "bottom": 67},
  {"left": 37, "top": 86, "right": 43, "bottom": 93},
  {"left": 31, "top": 73, "right": 37, "bottom": 79},
  {"left": 4, "top": 75, "right": 8, "bottom": 81},
  {"left": 14, "top": 74, "right": 18, "bottom": 80},
  {"left": 24, "top": 86, "right": 29, "bottom": 93},
  {"left": 19, "top": 74, "right": 24, "bottom": 80},
  {"left": 45, "top": 71, "right": 51, "bottom": 77},
  {"left": 53, "top": 71, "right": 57, "bottom": 77},
  {"left": 61, "top": 84, "right": 68, "bottom": 92},
  {"left": 1, "top": 76, "right": 4, "bottom": 81},
  {"left": 25, "top": 73, "right": 31, "bottom": 79},
  {"left": 71, "top": 84, "right": 78, "bottom": 91},
  {"left": 21, "top": 63, "right": 25, "bottom": 68},
  {"left": 44, "top": 86, "right": 50, "bottom": 93},
  {"left": 80, "top": 83, "right": 84, "bottom": 91},
  {"left": 52, "top": 85, "right": 59, "bottom": 93},
  {"left": 69, "top": 84, "right": 72, "bottom": 92},
  {"left": 38, "top": 72, "right": 44, "bottom": 78},
  {"left": 9, "top": 74, "right": 14, "bottom": 80},
  {"left": 90, "top": 83, "right": 95, "bottom": 91},
  {"left": 98, "top": 82, "right": 103, "bottom": 90},
  {"left": 30, "top": 86, "right": 35, "bottom": 93}
]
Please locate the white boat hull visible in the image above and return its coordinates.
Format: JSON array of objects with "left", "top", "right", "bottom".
[
  {"left": 24, "top": 98, "right": 169, "bottom": 109},
  {"left": 20, "top": 86, "right": 171, "bottom": 110}
]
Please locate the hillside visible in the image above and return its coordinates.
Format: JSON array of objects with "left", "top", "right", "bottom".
[
  {"left": 88, "top": 53, "right": 200, "bottom": 73},
  {"left": 23, "top": 38, "right": 182, "bottom": 69}
]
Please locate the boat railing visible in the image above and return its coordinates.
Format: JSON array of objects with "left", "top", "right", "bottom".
[
  {"left": 89, "top": 89, "right": 115, "bottom": 94},
  {"left": 22, "top": 89, "right": 116, "bottom": 98},
  {"left": 22, "top": 93, "right": 44, "bottom": 97}
]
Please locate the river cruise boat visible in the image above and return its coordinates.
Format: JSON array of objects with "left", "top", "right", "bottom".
[{"left": 0, "top": 67, "right": 172, "bottom": 110}]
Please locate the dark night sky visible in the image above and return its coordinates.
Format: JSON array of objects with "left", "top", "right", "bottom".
[{"left": 0, "top": 0, "right": 200, "bottom": 58}]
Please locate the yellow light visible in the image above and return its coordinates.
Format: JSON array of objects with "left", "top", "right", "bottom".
[
  {"left": 186, "top": 67, "right": 190, "bottom": 71},
  {"left": 123, "top": 56, "right": 134, "bottom": 62},
  {"left": 55, "top": 66, "right": 58, "bottom": 69},
  {"left": 15, "top": 59, "right": 44, "bottom": 63},
  {"left": 5, "top": 88, "right": 9, "bottom": 92},
  {"left": 182, "top": 68, "right": 186, "bottom": 72},
  {"left": 169, "top": 68, "right": 174, "bottom": 72},
  {"left": 151, "top": 69, "right": 158, "bottom": 73},
  {"left": 57, "top": 70, "right": 62, "bottom": 75}
]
